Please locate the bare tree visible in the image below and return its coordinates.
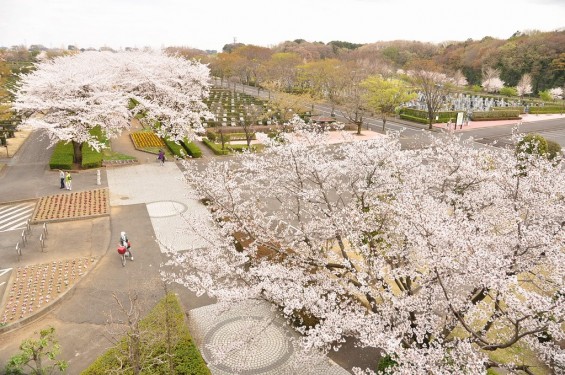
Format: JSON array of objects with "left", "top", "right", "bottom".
[{"left": 408, "top": 60, "right": 449, "bottom": 130}]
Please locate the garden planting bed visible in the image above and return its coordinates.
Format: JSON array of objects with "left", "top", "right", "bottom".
[
  {"left": 0, "top": 257, "right": 96, "bottom": 325},
  {"left": 31, "top": 188, "right": 110, "bottom": 223}
]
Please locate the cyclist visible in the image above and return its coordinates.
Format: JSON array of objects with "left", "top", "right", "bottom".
[{"left": 120, "top": 231, "right": 133, "bottom": 260}]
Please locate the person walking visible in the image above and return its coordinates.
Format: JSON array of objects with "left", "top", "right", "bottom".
[
  {"left": 65, "top": 171, "right": 72, "bottom": 190},
  {"left": 157, "top": 149, "right": 165, "bottom": 166},
  {"left": 59, "top": 170, "right": 65, "bottom": 189}
]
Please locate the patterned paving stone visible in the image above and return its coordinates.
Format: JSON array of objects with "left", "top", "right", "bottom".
[{"left": 189, "top": 301, "right": 350, "bottom": 375}]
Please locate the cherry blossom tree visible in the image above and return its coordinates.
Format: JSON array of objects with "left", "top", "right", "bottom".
[
  {"left": 113, "top": 50, "right": 213, "bottom": 141},
  {"left": 166, "top": 125, "right": 565, "bottom": 374},
  {"left": 481, "top": 67, "right": 505, "bottom": 93},
  {"left": 14, "top": 50, "right": 212, "bottom": 163},
  {"left": 549, "top": 87, "right": 563, "bottom": 100},
  {"left": 14, "top": 52, "right": 130, "bottom": 163},
  {"left": 517, "top": 73, "right": 533, "bottom": 97}
]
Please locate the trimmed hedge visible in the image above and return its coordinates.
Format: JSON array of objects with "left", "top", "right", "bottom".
[
  {"left": 470, "top": 110, "right": 520, "bottom": 121},
  {"left": 81, "top": 293, "right": 210, "bottom": 375},
  {"left": 399, "top": 114, "right": 428, "bottom": 124},
  {"left": 202, "top": 138, "right": 229, "bottom": 155},
  {"left": 493, "top": 106, "right": 526, "bottom": 114},
  {"left": 399, "top": 108, "right": 459, "bottom": 123},
  {"left": 528, "top": 106, "right": 564, "bottom": 114},
  {"left": 181, "top": 140, "right": 202, "bottom": 158},
  {"left": 163, "top": 138, "right": 185, "bottom": 158},
  {"left": 226, "top": 143, "right": 264, "bottom": 153},
  {"left": 49, "top": 142, "right": 74, "bottom": 170},
  {"left": 82, "top": 144, "right": 103, "bottom": 169}
]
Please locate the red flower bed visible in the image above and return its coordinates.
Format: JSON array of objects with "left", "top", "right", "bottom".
[{"left": 33, "top": 188, "right": 109, "bottom": 222}]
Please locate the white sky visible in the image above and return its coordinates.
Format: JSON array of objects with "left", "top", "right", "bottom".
[{"left": 1, "top": 0, "right": 564, "bottom": 51}]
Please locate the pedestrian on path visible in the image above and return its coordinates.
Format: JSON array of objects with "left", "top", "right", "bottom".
[
  {"left": 65, "top": 171, "right": 72, "bottom": 190},
  {"left": 157, "top": 149, "right": 165, "bottom": 166},
  {"left": 59, "top": 170, "right": 65, "bottom": 189}
]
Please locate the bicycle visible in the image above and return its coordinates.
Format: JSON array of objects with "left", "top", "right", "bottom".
[{"left": 117, "top": 240, "right": 132, "bottom": 267}]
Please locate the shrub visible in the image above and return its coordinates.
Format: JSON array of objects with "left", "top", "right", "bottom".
[
  {"left": 399, "top": 108, "right": 459, "bottom": 123},
  {"left": 493, "top": 106, "right": 525, "bottom": 114},
  {"left": 499, "top": 86, "right": 518, "bottom": 97},
  {"left": 377, "top": 354, "right": 398, "bottom": 373},
  {"left": 163, "top": 138, "right": 185, "bottom": 158},
  {"left": 516, "top": 134, "right": 549, "bottom": 157},
  {"left": 546, "top": 140, "right": 562, "bottom": 160},
  {"left": 528, "top": 106, "right": 564, "bottom": 114},
  {"left": 81, "top": 293, "right": 210, "bottom": 375},
  {"left": 181, "top": 140, "right": 202, "bottom": 158},
  {"left": 81, "top": 144, "right": 103, "bottom": 168},
  {"left": 49, "top": 142, "right": 74, "bottom": 170},
  {"left": 470, "top": 110, "right": 520, "bottom": 121},
  {"left": 202, "top": 138, "right": 228, "bottom": 155}
]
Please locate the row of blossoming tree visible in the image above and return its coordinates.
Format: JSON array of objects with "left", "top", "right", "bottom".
[
  {"left": 166, "top": 125, "right": 565, "bottom": 374},
  {"left": 13, "top": 50, "right": 212, "bottom": 164}
]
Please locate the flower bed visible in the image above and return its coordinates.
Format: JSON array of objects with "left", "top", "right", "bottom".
[
  {"left": 32, "top": 188, "right": 109, "bottom": 222},
  {"left": 130, "top": 131, "right": 165, "bottom": 149},
  {"left": 1, "top": 257, "right": 96, "bottom": 324}
]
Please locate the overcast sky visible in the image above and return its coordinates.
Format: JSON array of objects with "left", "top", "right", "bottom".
[{"left": 1, "top": 0, "right": 564, "bottom": 51}]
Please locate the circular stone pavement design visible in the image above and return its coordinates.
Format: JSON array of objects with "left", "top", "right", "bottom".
[
  {"left": 202, "top": 316, "right": 293, "bottom": 374},
  {"left": 146, "top": 201, "right": 187, "bottom": 218}
]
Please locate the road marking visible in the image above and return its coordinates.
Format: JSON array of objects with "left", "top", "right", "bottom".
[{"left": 0, "top": 268, "right": 13, "bottom": 277}]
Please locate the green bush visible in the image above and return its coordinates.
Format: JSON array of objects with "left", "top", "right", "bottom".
[
  {"left": 181, "top": 140, "right": 202, "bottom": 158},
  {"left": 399, "top": 108, "right": 459, "bottom": 124},
  {"left": 528, "top": 106, "right": 564, "bottom": 114},
  {"left": 546, "top": 140, "right": 562, "bottom": 160},
  {"left": 205, "top": 130, "right": 216, "bottom": 142},
  {"left": 399, "top": 113, "right": 428, "bottom": 124},
  {"left": 226, "top": 143, "right": 263, "bottom": 153},
  {"left": 163, "top": 138, "right": 185, "bottom": 158},
  {"left": 493, "top": 106, "right": 526, "bottom": 114},
  {"left": 499, "top": 86, "right": 518, "bottom": 97},
  {"left": 81, "top": 293, "right": 210, "bottom": 375},
  {"left": 470, "top": 110, "right": 520, "bottom": 121},
  {"left": 81, "top": 144, "right": 103, "bottom": 168},
  {"left": 377, "top": 354, "right": 398, "bottom": 373},
  {"left": 49, "top": 142, "right": 74, "bottom": 170},
  {"left": 516, "top": 134, "right": 549, "bottom": 157},
  {"left": 202, "top": 138, "right": 229, "bottom": 155}
]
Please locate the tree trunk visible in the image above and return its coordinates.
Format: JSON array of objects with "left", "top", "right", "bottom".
[
  {"left": 72, "top": 140, "right": 83, "bottom": 165},
  {"left": 382, "top": 117, "right": 387, "bottom": 132},
  {"left": 357, "top": 121, "right": 362, "bottom": 135}
]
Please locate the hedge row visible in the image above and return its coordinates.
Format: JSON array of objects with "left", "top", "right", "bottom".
[
  {"left": 81, "top": 293, "right": 210, "bottom": 375},
  {"left": 181, "top": 140, "right": 202, "bottom": 158},
  {"left": 202, "top": 138, "right": 229, "bottom": 155},
  {"left": 206, "top": 131, "right": 255, "bottom": 142},
  {"left": 163, "top": 138, "right": 185, "bottom": 158},
  {"left": 49, "top": 142, "right": 74, "bottom": 170},
  {"left": 399, "top": 108, "right": 459, "bottom": 123},
  {"left": 81, "top": 144, "right": 103, "bottom": 169},
  {"left": 470, "top": 110, "right": 520, "bottom": 121},
  {"left": 399, "top": 114, "right": 428, "bottom": 124},
  {"left": 528, "top": 106, "right": 564, "bottom": 114},
  {"left": 493, "top": 106, "right": 526, "bottom": 114}
]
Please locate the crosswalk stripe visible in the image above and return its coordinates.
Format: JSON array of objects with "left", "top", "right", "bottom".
[
  {"left": 0, "top": 202, "right": 35, "bottom": 232},
  {"left": 0, "top": 208, "right": 34, "bottom": 225}
]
